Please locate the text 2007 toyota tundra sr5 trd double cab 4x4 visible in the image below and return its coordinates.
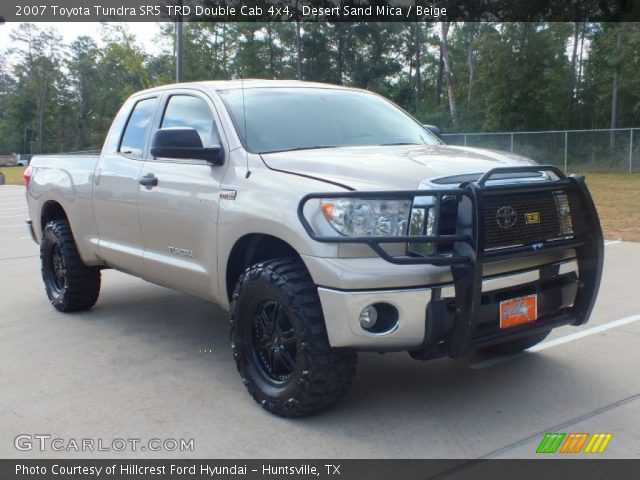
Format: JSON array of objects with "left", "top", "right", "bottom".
[{"left": 25, "top": 80, "right": 604, "bottom": 417}]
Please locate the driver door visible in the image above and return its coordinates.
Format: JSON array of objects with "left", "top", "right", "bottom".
[{"left": 137, "top": 91, "right": 229, "bottom": 300}]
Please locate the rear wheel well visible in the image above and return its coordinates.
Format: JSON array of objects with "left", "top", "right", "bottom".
[
  {"left": 226, "top": 234, "right": 301, "bottom": 301},
  {"left": 41, "top": 202, "right": 68, "bottom": 233}
]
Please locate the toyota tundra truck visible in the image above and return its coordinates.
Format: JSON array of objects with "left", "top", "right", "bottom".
[{"left": 24, "top": 80, "right": 604, "bottom": 417}]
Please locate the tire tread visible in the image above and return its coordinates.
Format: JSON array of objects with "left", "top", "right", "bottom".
[
  {"left": 41, "top": 220, "right": 101, "bottom": 312},
  {"left": 230, "top": 257, "right": 356, "bottom": 417}
]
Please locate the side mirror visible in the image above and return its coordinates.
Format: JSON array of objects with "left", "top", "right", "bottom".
[
  {"left": 150, "top": 128, "right": 224, "bottom": 165},
  {"left": 423, "top": 124, "right": 443, "bottom": 141}
]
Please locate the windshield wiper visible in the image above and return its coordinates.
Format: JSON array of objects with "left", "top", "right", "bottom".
[
  {"left": 379, "top": 142, "right": 420, "bottom": 146},
  {"left": 260, "top": 145, "right": 339, "bottom": 154}
]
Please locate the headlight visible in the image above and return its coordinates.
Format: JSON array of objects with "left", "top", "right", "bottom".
[{"left": 320, "top": 198, "right": 412, "bottom": 237}]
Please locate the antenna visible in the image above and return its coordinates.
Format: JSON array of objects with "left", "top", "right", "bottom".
[{"left": 241, "top": 77, "right": 251, "bottom": 179}]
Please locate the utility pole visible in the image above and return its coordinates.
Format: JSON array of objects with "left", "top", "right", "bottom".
[{"left": 175, "top": 0, "right": 183, "bottom": 83}]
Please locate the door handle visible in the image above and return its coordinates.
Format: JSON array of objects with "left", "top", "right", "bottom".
[{"left": 139, "top": 173, "right": 158, "bottom": 188}]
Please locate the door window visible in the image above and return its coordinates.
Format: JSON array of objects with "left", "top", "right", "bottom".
[
  {"left": 119, "top": 97, "right": 157, "bottom": 158},
  {"left": 161, "top": 95, "right": 219, "bottom": 147}
]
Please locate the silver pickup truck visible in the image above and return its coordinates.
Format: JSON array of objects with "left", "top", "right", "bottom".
[{"left": 25, "top": 80, "right": 604, "bottom": 417}]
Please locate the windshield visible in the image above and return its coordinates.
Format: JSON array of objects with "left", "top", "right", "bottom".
[{"left": 218, "top": 87, "right": 440, "bottom": 154}]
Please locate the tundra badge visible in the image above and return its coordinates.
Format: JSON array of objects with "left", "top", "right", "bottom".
[{"left": 169, "top": 246, "right": 195, "bottom": 258}]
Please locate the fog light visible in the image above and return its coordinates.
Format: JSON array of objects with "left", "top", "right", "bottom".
[{"left": 359, "top": 305, "right": 378, "bottom": 330}]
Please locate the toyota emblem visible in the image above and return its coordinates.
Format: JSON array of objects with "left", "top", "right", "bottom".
[{"left": 496, "top": 206, "right": 517, "bottom": 229}]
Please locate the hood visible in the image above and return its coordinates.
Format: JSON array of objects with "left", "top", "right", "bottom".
[{"left": 260, "top": 144, "right": 538, "bottom": 191}]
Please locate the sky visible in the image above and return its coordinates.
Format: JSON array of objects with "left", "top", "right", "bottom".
[{"left": 0, "top": 22, "right": 171, "bottom": 57}]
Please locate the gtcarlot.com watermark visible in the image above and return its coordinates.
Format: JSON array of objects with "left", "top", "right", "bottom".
[{"left": 15, "top": 434, "right": 195, "bottom": 452}]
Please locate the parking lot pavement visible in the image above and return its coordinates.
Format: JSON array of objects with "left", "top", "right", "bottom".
[{"left": 1, "top": 184, "right": 639, "bottom": 459}]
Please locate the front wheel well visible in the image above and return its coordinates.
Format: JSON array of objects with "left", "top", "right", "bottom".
[{"left": 226, "top": 234, "right": 301, "bottom": 301}]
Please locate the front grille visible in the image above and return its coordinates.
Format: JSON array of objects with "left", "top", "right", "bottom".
[
  {"left": 482, "top": 190, "right": 587, "bottom": 250},
  {"left": 410, "top": 187, "right": 588, "bottom": 257}
]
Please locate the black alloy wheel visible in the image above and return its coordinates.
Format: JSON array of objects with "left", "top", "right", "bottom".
[
  {"left": 41, "top": 220, "right": 101, "bottom": 312},
  {"left": 250, "top": 299, "right": 298, "bottom": 385},
  {"left": 230, "top": 257, "right": 357, "bottom": 417}
]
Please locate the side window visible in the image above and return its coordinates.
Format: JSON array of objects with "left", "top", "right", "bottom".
[
  {"left": 119, "top": 97, "right": 157, "bottom": 158},
  {"left": 161, "top": 95, "right": 219, "bottom": 147}
]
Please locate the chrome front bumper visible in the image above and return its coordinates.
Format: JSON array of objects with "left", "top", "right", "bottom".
[
  {"left": 318, "top": 259, "right": 578, "bottom": 350},
  {"left": 319, "top": 286, "right": 430, "bottom": 350}
]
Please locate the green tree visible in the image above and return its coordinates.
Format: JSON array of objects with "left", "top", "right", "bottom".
[
  {"left": 5, "top": 24, "right": 66, "bottom": 153},
  {"left": 471, "top": 23, "right": 573, "bottom": 132},
  {"left": 2, "top": 21, "right": 640, "bottom": 155},
  {"left": 67, "top": 36, "right": 101, "bottom": 150},
  {"left": 0, "top": 52, "right": 17, "bottom": 153},
  {"left": 93, "top": 24, "right": 150, "bottom": 138}
]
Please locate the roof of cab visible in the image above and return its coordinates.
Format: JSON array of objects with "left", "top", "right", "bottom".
[{"left": 136, "top": 79, "right": 355, "bottom": 95}]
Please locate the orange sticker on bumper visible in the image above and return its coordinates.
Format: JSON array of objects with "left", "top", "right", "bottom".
[{"left": 500, "top": 294, "right": 538, "bottom": 328}]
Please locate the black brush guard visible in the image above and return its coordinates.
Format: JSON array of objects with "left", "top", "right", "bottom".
[{"left": 297, "top": 166, "right": 604, "bottom": 358}]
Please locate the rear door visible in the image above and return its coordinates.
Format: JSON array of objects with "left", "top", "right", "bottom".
[
  {"left": 93, "top": 95, "right": 159, "bottom": 273},
  {"left": 137, "top": 90, "right": 229, "bottom": 299}
]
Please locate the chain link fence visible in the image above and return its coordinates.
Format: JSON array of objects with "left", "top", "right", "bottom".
[{"left": 442, "top": 128, "right": 639, "bottom": 174}]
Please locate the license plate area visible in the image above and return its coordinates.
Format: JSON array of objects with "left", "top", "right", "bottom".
[{"left": 499, "top": 294, "right": 538, "bottom": 329}]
